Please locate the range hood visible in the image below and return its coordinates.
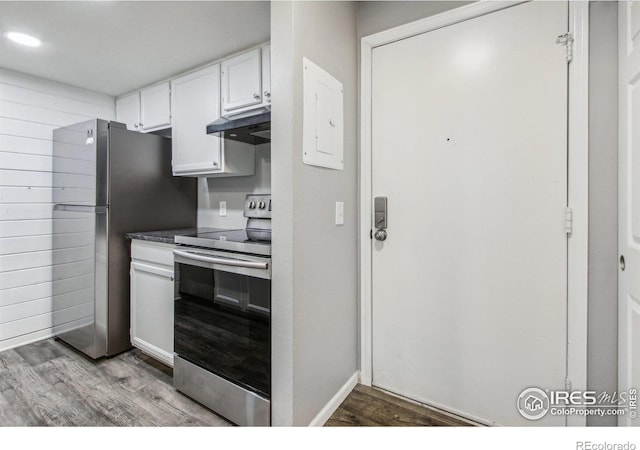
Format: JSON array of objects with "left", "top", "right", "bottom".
[{"left": 206, "top": 112, "right": 270, "bottom": 145}]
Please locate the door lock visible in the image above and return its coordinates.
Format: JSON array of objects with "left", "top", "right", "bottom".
[
  {"left": 374, "top": 229, "right": 387, "bottom": 241},
  {"left": 374, "top": 196, "right": 388, "bottom": 241}
]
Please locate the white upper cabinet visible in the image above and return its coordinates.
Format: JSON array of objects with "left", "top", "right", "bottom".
[
  {"left": 116, "top": 43, "right": 268, "bottom": 177},
  {"left": 171, "top": 65, "right": 254, "bottom": 177},
  {"left": 115, "top": 92, "right": 141, "bottom": 131},
  {"left": 140, "top": 82, "right": 171, "bottom": 131},
  {"left": 221, "top": 48, "right": 262, "bottom": 115},
  {"left": 262, "top": 45, "right": 271, "bottom": 105},
  {"left": 171, "top": 65, "right": 222, "bottom": 175},
  {"left": 116, "top": 82, "right": 171, "bottom": 133}
]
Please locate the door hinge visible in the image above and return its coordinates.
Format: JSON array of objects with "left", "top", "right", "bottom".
[
  {"left": 565, "top": 377, "right": 572, "bottom": 391},
  {"left": 370, "top": 229, "right": 373, "bottom": 240},
  {"left": 565, "top": 207, "right": 573, "bottom": 235},
  {"left": 556, "top": 33, "right": 574, "bottom": 63}
]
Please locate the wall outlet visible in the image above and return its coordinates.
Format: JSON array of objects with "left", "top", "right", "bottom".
[
  {"left": 335, "top": 201, "right": 344, "bottom": 225},
  {"left": 219, "top": 201, "right": 227, "bottom": 217}
]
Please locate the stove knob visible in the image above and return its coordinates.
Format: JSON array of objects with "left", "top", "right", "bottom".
[
  {"left": 249, "top": 201, "right": 256, "bottom": 209},
  {"left": 258, "top": 201, "right": 266, "bottom": 209}
]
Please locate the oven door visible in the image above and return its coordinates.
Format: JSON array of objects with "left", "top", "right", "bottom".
[{"left": 173, "top": 248, "right": 271, "bottom": 399}]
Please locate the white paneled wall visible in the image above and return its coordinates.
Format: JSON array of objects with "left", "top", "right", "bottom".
[{"left": 0, "top": 68, "right": 115, "bottom": 352}]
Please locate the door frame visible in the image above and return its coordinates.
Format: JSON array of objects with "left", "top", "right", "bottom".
[{"left": 359, "top": 1, "right": 589, "bottom": 426}]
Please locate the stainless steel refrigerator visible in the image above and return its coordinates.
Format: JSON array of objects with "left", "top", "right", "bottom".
[{"left": 52, "top": 119, "right": 196, "bottom": 358}]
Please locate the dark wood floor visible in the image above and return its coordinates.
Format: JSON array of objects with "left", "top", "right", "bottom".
[
  {"left": 2, "top": 339, "right": 474, "bottom": 427},
  {"left": 0, "top": 339, "right": 231, "bottom": 426},
  {"left": 326, "top": 385, "right": 474, "bottom": 427}
]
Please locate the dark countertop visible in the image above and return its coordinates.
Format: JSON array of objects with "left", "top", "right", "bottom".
[{"left": 126, "top": 228, "right": 198, "bottom": 244}]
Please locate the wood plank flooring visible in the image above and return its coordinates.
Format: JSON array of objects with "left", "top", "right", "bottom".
[
  {"left": 0, "top": 339, "right": 231, "bottom": 426},
  {"left": 2, "top": 339, "right": 475, "bottom": 427},
  {"left": 326, "top": 385, "right": 474, "bottom": 427}
]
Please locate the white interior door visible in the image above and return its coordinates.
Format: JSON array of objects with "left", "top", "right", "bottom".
[
  {"left": 618, "top": 0, "right": 640, "bottom": 427},
  {"left": 371, "top": 1, "right": 569, "bottom": 426}
]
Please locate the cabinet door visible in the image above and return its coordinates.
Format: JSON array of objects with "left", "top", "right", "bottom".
[
  {"left": 140, "top": 82, "right": 171, "bottom": 131},
  {"left": 130, "top": 261, "right": 174, "bottom": 366},
  {"left": 115, "top": 92, "right": 140, "bottom": 131},
  {"left": 221, "top": 48, "right": 262, "bottom": 114},
  {"left": 171, "top": 66, "right": 222, "bottom": 175},
  {"left": 262, "top": 45, "right": 271, "bottom": 105}
]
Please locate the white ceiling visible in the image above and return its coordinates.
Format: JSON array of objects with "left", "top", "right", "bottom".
[{"left": 0, "top": 1, "right": 270, "bottom": 96}]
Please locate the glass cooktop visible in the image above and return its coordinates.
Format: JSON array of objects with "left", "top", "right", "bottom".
[{"left": 175, "top": 228, "right": 271, "bottom": 256}]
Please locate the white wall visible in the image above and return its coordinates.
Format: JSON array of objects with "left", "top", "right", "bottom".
[
  {"left": 197, "top": 143, "right": 271, "bottom": 229},
  {"left": 271, "top": 1, "right": 359, "bottom": 426},
  {"left": 0, "top": 68, "right": 115, "bottom": 352}
]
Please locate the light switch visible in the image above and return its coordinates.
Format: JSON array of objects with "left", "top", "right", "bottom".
[
  {"left": 219, "top": 201, "right": 227, "bottom": 217},
  {"left": 335, "top": 201, "right": 344, "bottom": 225}
]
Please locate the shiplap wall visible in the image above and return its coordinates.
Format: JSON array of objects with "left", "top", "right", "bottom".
[{"left": 0, "top": 68, "right": 115, "bottom": 352}]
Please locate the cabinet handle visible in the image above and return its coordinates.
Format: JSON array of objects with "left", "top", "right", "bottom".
[
  {"left": 134, "top": 123, "right": 139, "bottom": 129},
  {"left": 253, "top": 93, "right": 260, "bottom": 100},
  {"left": 213, "top": 161, "right": 218, "bottom": 167},
  {"left": 139, "top": 123, "right": 143, "bottom": 127},
  {"left": 264, "top": 91, "right": 271, "bottom": 98}
]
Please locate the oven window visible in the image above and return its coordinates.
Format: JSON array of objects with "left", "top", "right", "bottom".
[{"left": 174, "top": 263, "right": 271, "bottom": 398}]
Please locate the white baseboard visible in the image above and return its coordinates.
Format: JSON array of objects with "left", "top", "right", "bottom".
[
  {"left": 0, "top": 317, "right": 90, "bottom": 354},
  {"left": 308, "top": 371, "right": 359, "bottom": 427},
  {"left": 0, "top": 329, "right": 54, "bottom": 353}
]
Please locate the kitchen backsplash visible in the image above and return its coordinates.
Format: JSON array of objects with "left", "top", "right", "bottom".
[{"left": 197, "top": 143, "right": 271, "bottom": 229}]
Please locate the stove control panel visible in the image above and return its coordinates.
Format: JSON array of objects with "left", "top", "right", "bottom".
[{"left": 244, "top": 194, "right": 271, "bottom": 219}]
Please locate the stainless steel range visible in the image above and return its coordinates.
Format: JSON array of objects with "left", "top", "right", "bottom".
[{"left": 173, "top": 194, "right": 272, "bottom": 426}]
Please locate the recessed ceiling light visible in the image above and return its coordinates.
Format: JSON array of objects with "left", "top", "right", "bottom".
[{"left": 6, "top": 31, "right": 41, "bottom": 47}]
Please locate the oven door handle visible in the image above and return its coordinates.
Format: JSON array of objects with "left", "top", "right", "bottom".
[{"left": 173, "top": 249, "right": 269, "bottom": 270}]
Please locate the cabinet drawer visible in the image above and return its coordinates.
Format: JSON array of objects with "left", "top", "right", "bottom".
[{"left": 131, "top": 240, "right": 176, "bottom": 267}]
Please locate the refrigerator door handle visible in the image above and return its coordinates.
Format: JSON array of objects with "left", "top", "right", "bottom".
[{"left": 54, "top": 204, "right": 107, "bottom": 213}]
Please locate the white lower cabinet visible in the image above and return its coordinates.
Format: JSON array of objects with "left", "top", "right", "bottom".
[{"left": 130, "top": 240, "right": 175, "bottom": 367}]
